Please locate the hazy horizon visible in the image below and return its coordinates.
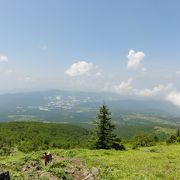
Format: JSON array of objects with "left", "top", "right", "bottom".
[{"left": 1, "top": 1, "right": 180, "bottom": 107}]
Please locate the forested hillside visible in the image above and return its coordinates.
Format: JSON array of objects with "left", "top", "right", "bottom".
[{"left": 0, "top": 122, "right": 89, "bottom": 154}]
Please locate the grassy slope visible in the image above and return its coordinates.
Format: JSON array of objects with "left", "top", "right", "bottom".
[
  {"left": 53, "top": 144, "right": 180, "bottom": 179},
  {"left": 1, "top": 144, "right": 179, "bottom": 179}
]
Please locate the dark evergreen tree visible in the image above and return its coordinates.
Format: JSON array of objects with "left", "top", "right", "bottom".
[
  {"left": 94, "top": 104, "right": 125, "bottom": 150},
  {"left": 166, "top": 135, "right": 177, "bottom": 144},
  {"left": 177, "top": 129, "right": 180, "bottom": 137},
  {"left": 154, "top": 135, "right": 159, "bottom": 142}
]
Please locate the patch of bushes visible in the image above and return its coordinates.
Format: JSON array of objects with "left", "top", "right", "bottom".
[
  {"left": 0, "top": 146, "right": 13, "bottom": 156},
  {"left": 132, "top": 135, "right": 155, "bottom": 149},
  {"left": 49, "top": 161, "right": 68, "bottom": 169},
  {"left": 166, "top": 129, "right": 180, "bottom": 144},
  {"left": 166, "top": 135, "right": 177, "bottom": 144},
  {"left": 47, "top": 166, "right": 72, "bottom": 179}
]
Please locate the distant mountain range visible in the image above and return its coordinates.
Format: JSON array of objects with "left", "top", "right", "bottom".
[{"left": 0, "top": 90, "right": 180, "bottom": 124}]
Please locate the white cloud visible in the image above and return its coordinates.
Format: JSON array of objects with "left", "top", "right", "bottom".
[
  {"left": 25, "top": 76, "right": 31, "bottom": 81},
  {"left": 4, "top": 69, "right": 13, "bottom": 75},
  {"left": 65, "top": 61, "right": 94, "bottom": 77},
  {"left": 141, "top": 67, "right": 147, "bottom": 72},
  {"left": 17, "top": 76, "right": 33, "bottom": 82},
  {"left": 166, "top": 91, "right": 180, "bottom": 106},
  {"left": 0, "top": 55, "right": 8, "bottom": 62},
  {"left": 112, "top": 78, "right": 133, "bottom": 93},
  {"left": 134, "top": 84, "right": 173, "bottom": 97},
  {"left": 127, "top": 49, "right": 145, "bottom": 70},
  {"left": 176, "top": 70, "right": 180, "bottom": 76},
  {"left": 95, "top": 72, "right": 102, "bottom": 77},
  {"left": 111, "top": 78, "right": 173, "bottom": 97}
]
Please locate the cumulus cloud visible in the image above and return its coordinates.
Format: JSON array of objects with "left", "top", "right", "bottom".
[
  {"left": 176, "top": 70, "right": 180, "bottom": 76},
  {"left": 127, "top": 49, "right": 145, "bottom": 70},
  {"left": 4, "top": 69, "right": 13, "bottom": 75},
  {"left": 0, "top": 55, "right": 8, "bottom": 62},
  {"left": 17, "top": 76, "right": 33, "bottom": 83},
  {"left": 25, "top": 76, "right": 31, "bottom": 81},
  {"left": 112, "top": 79, "right": 133, "bottom": 93},
  {"left": 134, "top": 84, "right": 173, "bottom": 97},
  {"left": 95, "top": 72, "right": 102, "bottom": 77},
  {"left": 166, "top": 91, "right": 180, "bottom": 106},
  {"left": 65, "top": 61, "right": 95, "bottom": 77},
  {"left": 111, "top": 78, "right": 173, "bottom": 97}
]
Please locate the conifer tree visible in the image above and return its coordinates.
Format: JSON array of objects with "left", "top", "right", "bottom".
[
  {"left": 177, "top": 128, "right": 180, "bottom": 137},
  {"left": 94, "top": 104, "right": 116, "bottom": 149}
]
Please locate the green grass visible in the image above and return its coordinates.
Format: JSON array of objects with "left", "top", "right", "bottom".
[
  {"left": 53, "top": 144, "right": 180, "bottom": 179},
  {"left": 0, "top": 144, "right": 180, "bottom": 179}
]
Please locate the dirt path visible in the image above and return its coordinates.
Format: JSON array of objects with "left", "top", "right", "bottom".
[
  {"left": 52, "top": 155, "right": 94, "bottom": 180},
  {"left": 39, "top": 171, "right": 59, "bottom": 180},
  {"left": 35, "top": 155, "right": 96, "bottom": 180},
  {"left": 22, "top": 155, "right": 97, "bottom": 180}
]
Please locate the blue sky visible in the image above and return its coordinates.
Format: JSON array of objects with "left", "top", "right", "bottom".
[{"left": 0, "top": 0, "right": 180, "bottom": 105}]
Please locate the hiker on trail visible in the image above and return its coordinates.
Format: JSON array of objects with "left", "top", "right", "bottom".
[
  {"left": 0, "top": 171, "right": 10, "bottom": 180},
  {"left": 47, "top": 152, "right": 52, "bottom": 163},
  {"left": 43, "top": 152, "right": 49, "bottom": 166}
]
